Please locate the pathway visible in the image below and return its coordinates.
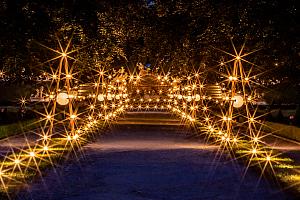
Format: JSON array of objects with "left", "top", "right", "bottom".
[{"left": 16, "top": 112, "right": 291, "bottom": 200}]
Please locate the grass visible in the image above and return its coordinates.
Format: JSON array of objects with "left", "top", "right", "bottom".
[
  {"left": 264, "top": 122, "right": 300, "bottom": 142},
  {"left": 0, "top": 119, "right": 39, "bottom": 139},
  {"left": 0, "top": 118, "right": 110, "bottom": 197}
]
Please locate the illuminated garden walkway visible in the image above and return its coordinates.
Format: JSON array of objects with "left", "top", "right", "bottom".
[{"left": 16, "top": 112, "right": 291, "bottom": 200}]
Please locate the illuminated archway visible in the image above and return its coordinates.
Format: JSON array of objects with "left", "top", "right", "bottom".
[{"left": 0, "top": 40, "right": 295, "bottom": 198}]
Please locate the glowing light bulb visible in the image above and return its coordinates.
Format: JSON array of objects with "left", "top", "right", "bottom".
[
  {"left": 66, "top": 74, "right": 72, "bottom": 79},
  {"left": 14, "top": 159, "right": 21, "bottom": 164},
  {"left": 29, "top": 152, "right": 35, "bottom": 157},
  {"left": 73, "top": 134, "right": 79, "bottom": 140},
  {"left": 70, "top": 114, "right": 77, "bottom": 119}
]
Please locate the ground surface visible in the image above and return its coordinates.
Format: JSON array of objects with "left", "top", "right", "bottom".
[{"left": 16, "top": 120, "right": 291, "bottom": 200}]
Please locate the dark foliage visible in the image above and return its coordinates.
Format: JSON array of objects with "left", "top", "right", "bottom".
[{"left": 0, "top": 0, "right": 299, "bottom": 101}]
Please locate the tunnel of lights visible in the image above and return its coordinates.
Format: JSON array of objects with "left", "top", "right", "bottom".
[{"left": 0, "top": 40, "right": 298, "bottom": 196}]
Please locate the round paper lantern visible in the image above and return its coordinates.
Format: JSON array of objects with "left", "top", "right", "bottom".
[
  {"left": 97, "top": 94, "right": 104, "bottom": 101},
  {"left": 187, "top": 96, "right": 192, "bottom": 102},
  {"left": 57, "top": 92, "right": 69, "bottom": 105},
  {"left": 178, "top": 95, "right": 183, "bottom": 99},
  {"left": 115, "top": 94, "right": 120, "bottom": 100},
  {"left": 233, "top": 95, "right": 244, "bottom": 108},
  {"left": 195, "top": 94, "right": 201, "bottom": 101}
]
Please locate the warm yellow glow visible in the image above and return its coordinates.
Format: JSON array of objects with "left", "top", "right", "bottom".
[
  {"left": 14, "top": 159, "right": 21, "bottom": 164},
  {"left": 66, "top": 74, "right": 72, "bottom": 79},
  {"left": 70, "top": 114, "right": 77, "bottom": 119},
  {"left": 57, "top": 92, "right": 69, "bottom": 105},
  {"left": 29, "top": 151, "right": 35, "bottom": 157},
  {"left": 73, "top": 134, "right": 79, "bottom": 140},
  {"left": 233, "top": 95, "right": 244, "bottom": 108}
]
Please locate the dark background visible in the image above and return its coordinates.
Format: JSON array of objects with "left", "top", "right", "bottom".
[{"left": 0, "top": 0, "right": 299, "bottom": 103}]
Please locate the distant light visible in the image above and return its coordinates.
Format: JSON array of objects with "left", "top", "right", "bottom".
[
  {"left": 70, "top": 114, "right": 77, "bottom": 119},
  {"left": 14, "top": 159, "right": 21, "bottom": 164},
  {"left": 67, "top": 135, "right": 72, "bottom": 141},
  {"left": 73, "top": 134, "right": 79, "bottom": 140},
  {"left": 29, "top": 152, "right": 35, "bottom": 157},
  {"left": 66, "top": 74, "right": 72, "bottom": 79},
  {"left": 97, "top": 94, "right": 105, "bottom": 101}
]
